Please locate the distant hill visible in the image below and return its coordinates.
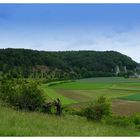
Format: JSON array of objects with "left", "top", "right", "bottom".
[{"left": 0, "top": 48, "right": 137, "bottom": 80}]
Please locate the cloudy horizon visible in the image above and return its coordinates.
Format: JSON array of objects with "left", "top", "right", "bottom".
[{"left": 0, "top": 4, "right": 140, "bottom": 62}]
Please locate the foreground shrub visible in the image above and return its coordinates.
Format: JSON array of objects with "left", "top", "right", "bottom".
[
  {"left": 131, "top": 114, "right": 140, "bottom": 129},
  {"left": 83, "top": 96, "right": 111, "bottom": 121},
  {"left": 0, "top": 79, "right": 45, "bottom": 111}
]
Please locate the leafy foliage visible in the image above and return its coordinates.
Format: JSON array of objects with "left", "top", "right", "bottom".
[
  {"left": 131, "top": 114, "right": 140, "bottom": 129},
  {"left": 83, "top": 96, "right": 111, "bottom": 121},
  {"left": 0, "top": 48, "right": 137, "bottom": 80},
  {"left": 0, "top": 79, "right": 45, "bottom": 111}
]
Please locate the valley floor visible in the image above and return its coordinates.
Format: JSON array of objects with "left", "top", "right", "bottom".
[{"left": 42, "top": 77, "right": 140, "bottom": 116}]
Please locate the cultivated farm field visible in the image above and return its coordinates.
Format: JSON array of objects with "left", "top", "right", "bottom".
[{"left": 42, "top": 77, "right": 140, "bottom": 115}]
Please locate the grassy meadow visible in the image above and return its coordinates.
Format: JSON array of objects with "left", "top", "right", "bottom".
[{"left": 0, "top": 102, "right": 140, "bottom": 136}]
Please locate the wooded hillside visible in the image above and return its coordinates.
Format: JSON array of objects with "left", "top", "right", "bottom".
[{"left": 0, "top": 48, "right": 137, "bottom": 80}]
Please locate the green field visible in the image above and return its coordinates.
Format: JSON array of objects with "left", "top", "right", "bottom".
[
  {"left": 119, "top": 94, "right": 140, "bottom": 101},
  {"left": 50, "top": 82, "right": 112, "bottom": 90},
  {"left": 41, "top": 77, "right": 140, "bottom": 115},
  {"left": 42, "top": 77, "right": 140, "bottom": 103}
]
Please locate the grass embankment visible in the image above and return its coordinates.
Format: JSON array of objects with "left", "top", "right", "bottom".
[{"left": 0, "top": 104, "right": 140, "bottom": 136}]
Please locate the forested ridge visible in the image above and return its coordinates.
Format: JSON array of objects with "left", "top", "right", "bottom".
[{"left": 0, "top": 48, "right": 137, "bottom": 80}]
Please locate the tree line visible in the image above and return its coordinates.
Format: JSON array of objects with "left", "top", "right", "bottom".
[{"left": 0, "top": 48, "right": 137, "bottom": 80}]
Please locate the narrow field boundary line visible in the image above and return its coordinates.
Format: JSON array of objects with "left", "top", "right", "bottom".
[{"left": 109, "top": 88, "right": 140, "bottom": 92}]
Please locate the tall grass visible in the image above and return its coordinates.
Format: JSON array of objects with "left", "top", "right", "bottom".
[{"left": 0, "top": 103, "right": 139, "bottom": 136}]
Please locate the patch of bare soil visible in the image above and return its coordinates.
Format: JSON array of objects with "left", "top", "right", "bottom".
[
  {"left": 55, "top": 89, "right": 90, "bottom": 102},
  {"left": 112, "top": 99, "right": 140, "bottom": 116}
]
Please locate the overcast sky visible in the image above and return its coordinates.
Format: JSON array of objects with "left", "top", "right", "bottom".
[{"left": 0, "top": 4, "right": 140, "bottom": 62}]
